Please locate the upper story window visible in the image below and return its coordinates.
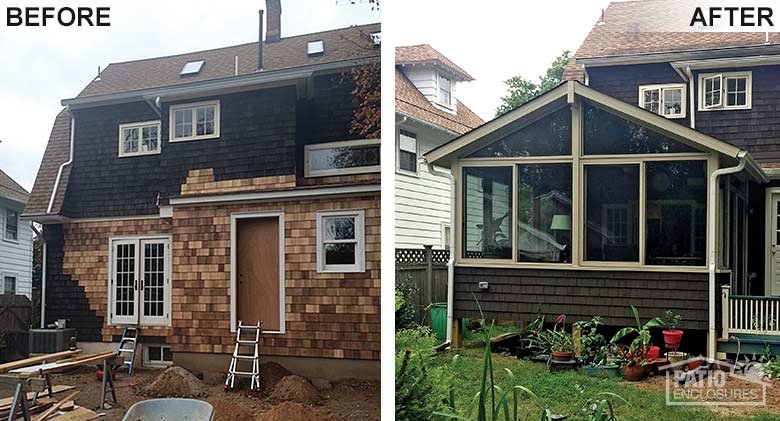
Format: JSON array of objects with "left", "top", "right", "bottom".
[
  {"left": 4, "top": 208, "right": 18, "bottom": 241},
  {"left": 119, "top": 121, "right": 161, "bottom": 157},
  {"left": 438, "top": 74, "right": 452, "bottom": 107},
  {"left": 169, "top": 100, "right": 220, "bottom": 142},
  {"left": 3, "top": 276, "right": 15, "bottom": 295},
  {"left": 398, "top": 130, "right": 418, "bottom": 174},
  {"left": 699, "top": 71, "right": 752, "bottom": 111},
  {"left": 639, "top": 84, "right": 686, "bottom": 119},
  {"left": 304, "top": 139, "right": 380, "bottom": 177}
]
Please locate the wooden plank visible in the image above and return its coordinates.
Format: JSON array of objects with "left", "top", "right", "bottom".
[
  {"left": 15, "top": 352, "right": 116, "bottom": 378},
  {"left": 0, "top": 385, "right": 76, "bottom": 409},
  {"left": 33, "top": 390, "right": 79, "bottom": 421},
  {"left": 47, "top": 406, "right": 99, "bottom": 421},
  {"left": 0, "top": 351, "right": 82, "bottom": 374}
]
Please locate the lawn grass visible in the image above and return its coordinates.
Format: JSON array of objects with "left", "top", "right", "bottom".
[{"left": 427, "top": 325, "right": 780, "bottom": 421}]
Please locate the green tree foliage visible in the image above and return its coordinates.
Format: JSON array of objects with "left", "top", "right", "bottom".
[{"left": 495, "top": 51, "right": 571, "bottom": 116}]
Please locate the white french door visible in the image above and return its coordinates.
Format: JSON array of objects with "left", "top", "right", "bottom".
[
  {"left": 110, "top": 237, "right": 171, "bottom": 326},
  {"left": 769, "top": 194, "right": 780, "bottom": 296}
]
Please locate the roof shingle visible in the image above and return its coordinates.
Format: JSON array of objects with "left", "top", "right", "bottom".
[
  {"left": 396, "top": 44, "right": 474, "bottom": 81},
  {"left": 23, "top": 110, "right": 71, "bottom": 216},
  {"left": 0, "top": 169, "right": 29, "bottom": 204}
]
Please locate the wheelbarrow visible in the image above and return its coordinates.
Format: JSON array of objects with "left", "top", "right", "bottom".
[{"left": 122, "top": 398, "right": 214, "bottom": 421}]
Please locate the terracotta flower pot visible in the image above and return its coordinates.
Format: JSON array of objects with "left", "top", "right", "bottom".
[
  {"left": 663, "top": 330, "right": 683, "bottom": 350},
  {"left": 646, "top": 346, "right": 660, "bottom": 360},
  {"left": 624, "top": 364, "right": 645, "bottom": 381},
  {"left": 552, "top": 351, "right": 573, "bottom": 362},
  {"left": 687, "top": 359, "right": 703, "bottom": 370}
]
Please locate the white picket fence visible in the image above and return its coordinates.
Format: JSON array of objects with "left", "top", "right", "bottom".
[{"left": 721, "top": 285, "right": 780, "bottom": 338}]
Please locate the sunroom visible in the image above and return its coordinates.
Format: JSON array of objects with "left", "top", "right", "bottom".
[{"left": 424, "top": 80, "right": 773, "bottom": 359}]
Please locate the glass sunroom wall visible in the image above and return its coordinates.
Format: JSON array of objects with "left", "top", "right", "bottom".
[
  {"left": 517, "top": 163, "right": 572, "bottom": 263},
  {"left": 463, "top": 167, "right": 513, "bottom": 259}
]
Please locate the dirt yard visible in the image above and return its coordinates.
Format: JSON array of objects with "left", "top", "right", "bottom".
[{"left": 27, "top": 364, "right": 379, "bottom": 420}]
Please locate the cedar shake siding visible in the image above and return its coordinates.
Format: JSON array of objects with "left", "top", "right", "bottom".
[
  {"left": 587, "top": 64, "right": 780, "bottom": 164},
  {"left": 454, "top": 267, "right": 709, "bottom": 330},
  {"left": 43, "top": 194, "right": 380, "bottom": 360}
]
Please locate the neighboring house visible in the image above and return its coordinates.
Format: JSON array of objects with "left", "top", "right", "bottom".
[
  {"left": 424, "top": 0, "right": 780, "bottom": 360},
  {"left": 395, "top": 45, "right": 483, "bottom": 250},
  {"left": 24, "top": 1, "right": 380, "bottom": 379},
  {"left": 0, "top": 169, "right": 32, "bottom": 298}
]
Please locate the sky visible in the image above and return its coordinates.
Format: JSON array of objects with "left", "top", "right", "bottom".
[
  {"left": 0, "top": 0, "right": 379, "bottom": 191},
  {"left": 393, "top": 0, "right": 612, "bottom": 121}
]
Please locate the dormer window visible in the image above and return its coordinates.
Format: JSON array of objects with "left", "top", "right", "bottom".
[
  {"left": 698, "top": 71, "right": 751, "bottom": 111},
  {"left": 438, "top": 74, "right": 452, "bottom": 107},
  {"left": 639, "top": 84, "right": 685, "bottom": 119}
]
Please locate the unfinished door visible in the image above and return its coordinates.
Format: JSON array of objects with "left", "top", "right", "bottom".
[
  {"left": 236, "top": 217, "right": 282, "bottom": 332},
  {"left": 770, "top": 194, "right": 780, "bottom": 296}
]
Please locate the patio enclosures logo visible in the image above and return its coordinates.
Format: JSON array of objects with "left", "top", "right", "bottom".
[
  {"left": 662, "top": 357, "right": 769, "bottom": 407},
  {"left": 2, "top": 6, "right": 110, "bottom": 27},
  {"left": 606, "top": 0, "right": 780, "bottom": 32}
]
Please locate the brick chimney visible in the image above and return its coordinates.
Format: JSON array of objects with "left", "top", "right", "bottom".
[{"left": 266, "top": 0, "right": 281, "bottom": 43}]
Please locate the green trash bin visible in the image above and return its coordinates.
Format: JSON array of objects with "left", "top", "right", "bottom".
[{"left": 430, "top": 302, "right": 447, "bottom": 341}]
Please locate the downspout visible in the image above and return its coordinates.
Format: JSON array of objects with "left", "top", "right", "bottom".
[
  {"left": 427, "top": 161, "right": 455, "bottom": 343},
  {"left": 30, "top": 223, "right": 45, "bottom": 328},
  {"left": 685, "top": 66, "right": 696, "bottom": 129},
  {"left": 708, "top": 150, "right": 747, "bottom": 360},
  {"left": 47, "top": 110, "right": 75, "bottom": 214}
]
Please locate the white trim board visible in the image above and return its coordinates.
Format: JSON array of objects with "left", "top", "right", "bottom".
[
  {"left": 169, "top": 184, "right": 381, "bottom": 205},
  {"left": 229, "top": 211, "right": 286, "bottom": 334}
]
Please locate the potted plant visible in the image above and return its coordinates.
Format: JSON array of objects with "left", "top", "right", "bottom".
[
  {"left": 516, "top": 306, "right": 545, "bottom": 358},
  {"left": 536, "top": 314, "right": 574, "bottom": 361},
  {"left": 662, "top": 310, "right": 684, "bottom": 350},
  {"left": 611, "top": 306, "right": 665, "bottom": 380}
]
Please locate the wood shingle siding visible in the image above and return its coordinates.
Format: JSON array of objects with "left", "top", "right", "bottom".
[
  {"left": 46, "top": 193, "right": 380, "bottom": 360},
  {"left": 454, "top": 267, "right": 709, "bottom": 330}
]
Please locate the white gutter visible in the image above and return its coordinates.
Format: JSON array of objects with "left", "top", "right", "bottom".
[
  {"left": 47, "top": 112, "right": 75, "bottom": 214},
  {"left": 427, "top": 160, "right": 455, "bottom": 344},
  {"left": 685, "top": 66, "right": 696, "bottom": 129},
  {"left": 708, "top": 150, "right": 747, "bottom": 360}
]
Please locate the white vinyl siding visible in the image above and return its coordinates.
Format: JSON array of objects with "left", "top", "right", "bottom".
[
  {"left": 0, "top": 202, "right": 33, "bottom": 298},
  {"left": 395, "top": 163, "right": 452, "bottom": 249}
]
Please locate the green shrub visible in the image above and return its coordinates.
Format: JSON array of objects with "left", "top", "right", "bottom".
[
  {"left": 396, "top": 326, "right": 438, "bottom": 354},
  {"left": 395, "top": 327, "right": 448, "bottom": 420},
  {"left": 395, "top": 278, "right": 419, "bottom": 330}
]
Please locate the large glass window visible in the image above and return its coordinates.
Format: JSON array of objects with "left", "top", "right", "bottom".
[
  {"left": 305, "top": 139, "right": 381, "bottom": 177},
  {"left": 645, "top": 161, "right": 707, "bottom": 266},
  {"left": 516, "top": 163, "right": 572, "bottom": 263},
  {"left": 470, "top": 106, "right": 571, "bottom": 157},
  {"left": 583, "top": 103, "right": 698, "bottom": 155},
  {"left": 585, "top": 165, "right": 640, "bottom": 262},
  {"left": 463, "top": 167, "right": 513, "bottom": 259}
]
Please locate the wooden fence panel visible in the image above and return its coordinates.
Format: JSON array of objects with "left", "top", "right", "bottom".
[
  {"left": 396, "top": 247, "right": 449, "bottom": 325},
  {"left": 0, "top": 295, "right": 32, "bottom": 362}
]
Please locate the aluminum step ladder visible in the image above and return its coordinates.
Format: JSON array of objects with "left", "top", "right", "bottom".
[
  {"left": 225, "top": 321, "right": 262, "bottom": 391},
  {"left": 116, "top": 327, "right": 140, "bottom": 375}
]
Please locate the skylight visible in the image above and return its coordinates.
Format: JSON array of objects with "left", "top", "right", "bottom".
[
  {"left": 307, "top": 40, "right": 325, "bottom": 56},
  {"left": 370, "top": 32, "right": 381, "bottom": 47},
  {"left": 180, "top": 60, "right": 205, "bottom": 76}
]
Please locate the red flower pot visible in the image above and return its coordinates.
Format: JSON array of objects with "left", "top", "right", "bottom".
[
  {"left": 646, "top": 346, "right": 660, "bottom": 360},
  {"left": 687, "top": 359, "right": 703, "bottom": 370},
  {"left": 663, "top": 330, "right": 683, "bottom": 350}
]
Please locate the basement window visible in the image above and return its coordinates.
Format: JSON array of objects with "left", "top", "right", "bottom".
[
  {"left": 639, "top": 84, "right": 686, "bottom": 118},
  {"left": 143, "top": 344, "right": 173, "bottom": 367},
  {"left": 180, "top": 60, "right": 204, "bottom": 76},
  {"left": 307, "top": 40, "right": 325, "bottom": 56},
  {"left": 119, "top": 121, "right": 161, "bottom": 157},
  {"left": 316, "top": 209, "right": 365, "bottom": 273},
  {"left": 170, "top": 100, "right": 220, "bottom": 142},
  {"left": 304, "top": 139, "right": 380, "bottom": 177},
  {"left": 699, "top": 71, "right": 751, "bottom": 110}
]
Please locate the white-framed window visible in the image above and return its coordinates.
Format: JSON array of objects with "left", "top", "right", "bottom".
[
  {"left": 316, "top": 210, "right": 365, "bottom": 273},
  {"left": 169, "top": 100, "right": 220, "bottom": 142},
  {"left": 698, "top": 71, "right": 752, "bottom": 110},
  {"left": 108, "top": 235, "right": 171, "bottom": 326},
  {"left": 2, "top": 275, "right": 16, "bottom": 295},
  {"left": 638, "top": 84, "right": 686, "bottom": 118},
  {"left": 304, "top": 139, "right": 380, "bottom": 177},
  {"left": 438, "top": 74, "right": 452, "bottom": 107},
  {"left": 143, "top": 344, "right": 173, "bottom": 367},
  {"left": 398, "top": 130, "right": 418, "bottom": 174},
  {"left": 118, "top": 121, "right": 161, "bottom": 157},
  {"left": 3, "top": 208, "right": 18, "bottom": 241}
]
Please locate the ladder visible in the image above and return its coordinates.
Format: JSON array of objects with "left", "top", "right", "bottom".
[
  {"left": 225, "top": 321, "right": 262, "bottom": 391},
  {"left": 116, "top": 327, "right": 140, "bottom": 375}
]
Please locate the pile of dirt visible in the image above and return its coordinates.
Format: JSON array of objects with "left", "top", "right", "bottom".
[
  {"left": 259, "top": 362, "right": 292, "bottom": 391},
  {"left": 261, "top": 402, "right": 335, "bottom": 421},
  {"left": 269, "top": 375, "right": 319, "bottom": 404},
  {"left": 140, "top": 366, "right": 208, "bottom": 398}
]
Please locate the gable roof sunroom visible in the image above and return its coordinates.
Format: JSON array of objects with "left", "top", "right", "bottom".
[{"left": 424, "top": 81, "right": 765, "bottom": 183}]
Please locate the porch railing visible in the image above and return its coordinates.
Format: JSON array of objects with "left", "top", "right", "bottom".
[{"left": 721, "top": 285, "right": 780, "bottom": 338}]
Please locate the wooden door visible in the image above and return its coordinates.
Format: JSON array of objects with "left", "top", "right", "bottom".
[
  {"left": 237, "top": 217, "right": 281, "bottom": 331},
  {"left": 770, "top": 195, "right": 780, "bottom": 296}
]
